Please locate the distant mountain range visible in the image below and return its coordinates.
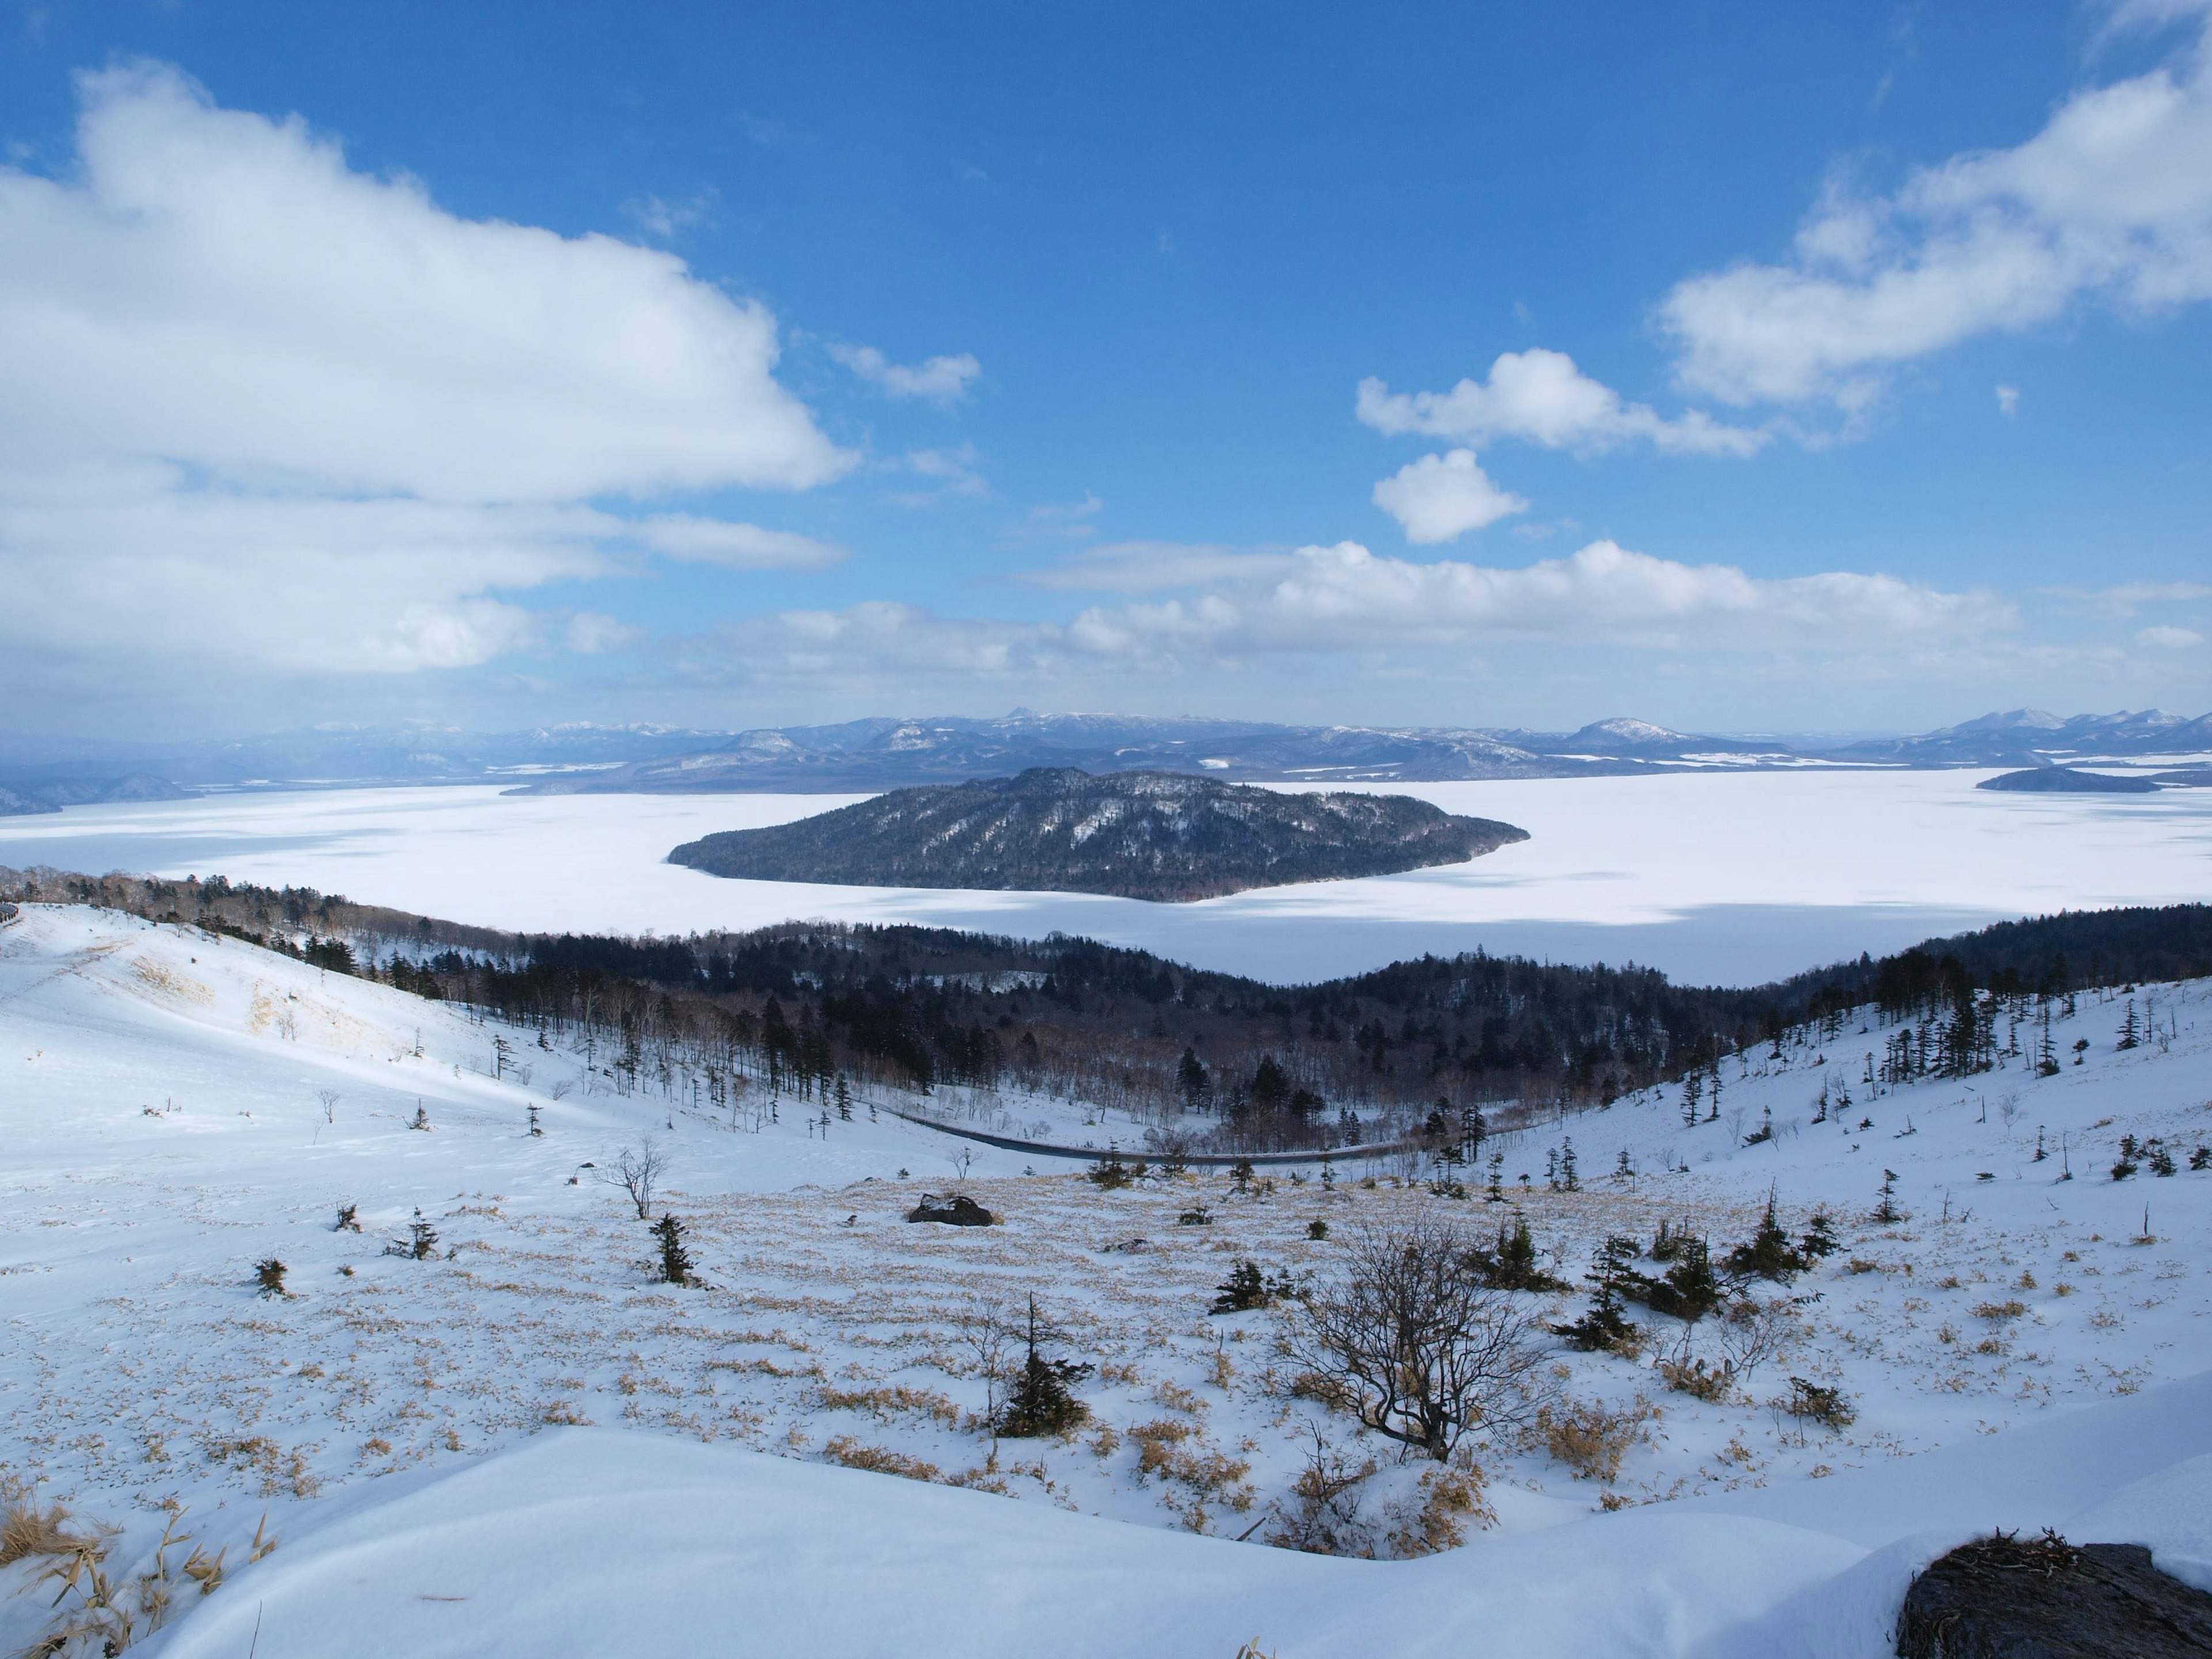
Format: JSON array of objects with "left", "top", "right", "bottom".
[
  {"left": 1836, "top": 709, "right": 2212, "bottom": 768},
  {"left": 3, "top": 707, "right": 2207, "bottom": 814},
  {"left": 519, "top": 710, "right": 1794, "bottom": 794},
  {"left": 666, "top": 767, "right": 1529, "bottom": 902}
]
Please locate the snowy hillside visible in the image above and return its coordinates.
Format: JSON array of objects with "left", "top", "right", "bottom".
[{"left": 3, "top": 903, "right": 2210, "bottom": 1657}]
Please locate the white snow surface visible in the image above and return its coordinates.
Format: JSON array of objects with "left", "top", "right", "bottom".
[
  {"left": 3, "top": 902, "right": 2211, "bottom": 1657},
  {"left": 2, "top": 769, "right": 2210, "bottom": 982}
]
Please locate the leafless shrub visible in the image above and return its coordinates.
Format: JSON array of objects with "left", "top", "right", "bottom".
[
  {"left": 1715, "top": 1296, "right": 1802, "bottom": 1378},
  {"left": 1278, "top": 1217, "right": 1548, "bottom": 1460},
  {"left": 1266, "top": 1425, "right": 1377, "bottom": 1556},
  {"left": 951, "top": 1296, "right": 1018, "bottom": 1430},
  {"left": 599, "top": 1137, "right": 669, "bottom": 1219}
]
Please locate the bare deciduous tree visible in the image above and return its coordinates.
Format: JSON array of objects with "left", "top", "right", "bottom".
[
  {"left": 599, "top": 1137, "right": 669, "bottom": 1220},
  {"left": 951, "top": 1296, "right": 1017, "bottom": 1434},
  {"left": 1282, "top": 1217, "right": 1547, "bottom": 1460},
  {"left": 316, "top": 1088, "right": 339, "bottom": 1124}
]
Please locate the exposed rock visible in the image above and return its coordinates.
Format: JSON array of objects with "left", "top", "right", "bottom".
[
  {"left": 906, "top": 1194, "right": 995, "bottom": 1226},
  {"left": 1896, "top": 1529, "right": 2212, "bottom": 1658}
]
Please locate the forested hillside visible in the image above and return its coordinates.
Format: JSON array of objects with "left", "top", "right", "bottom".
[{"left": 12, "top": 865, "right": 2209, "bottom": 1156}]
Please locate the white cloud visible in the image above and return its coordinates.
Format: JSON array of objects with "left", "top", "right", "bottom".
[
  {"left": 1996, "top": 384, "right": 2022, "bottom": 416},
  {"left": 1066, "top": 540, "right": 2011, "bottom": 658},
  {"left": 714, "top": 541, "right": 2015, "bottom": 687},
  {"left": 566, "top": 612, "right": 643, "bottom": 654},
  {"left": 749, "top": 601, "right": 1042, "bottom": 678},
  {"left": 1370, "top": 450, "right": 1529, "bottom": 543},
  {"left": 0, "top": 63, "right": 849, "bottom": 692},
  {"left": 2139, "top": 624, "right": 2205, "bottom": 647},
  {"left": 828, "top": 343, "right": 983, "bottom": 406},
  {"left": 632, "top": 516, "right": 844, "bottom": 569},
  {"left": 1660, "top": 9, "right": 2212, "bottom": 406},
  {"left": 1355, "top": 349, "right": 1769, "bottom": 457}
]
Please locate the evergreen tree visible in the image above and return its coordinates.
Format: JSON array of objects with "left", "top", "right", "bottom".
[
  {"left": 1554, "top": 1235, "right": 1639, "bottom": 1350},
  {"left": 1725, "top": 1187, "right": 1805, "bottom": 1281},
  {"left": 652, "top": 1214, "right": 694, "bottom": 1285},
  {"left": 998, "top": 1296, "right": 1092, "bottom": 1437}
]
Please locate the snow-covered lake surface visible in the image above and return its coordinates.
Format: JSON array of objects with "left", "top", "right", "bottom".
[{"left": 2, "top": 770, "right": 2210, "bottom": 983}]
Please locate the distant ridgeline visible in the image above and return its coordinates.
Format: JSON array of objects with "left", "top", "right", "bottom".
[
  {"left": 666, "top": 767, "right": 1529, "bottom": 902},
  {"left": 9, "top": 864, "right": 2211, "bottom": 1156},
  {"left": 1976, "top": 767, "right": 2159, "bottom": 794}
]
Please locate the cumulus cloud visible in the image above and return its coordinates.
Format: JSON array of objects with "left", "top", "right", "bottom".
[
  {"left": 1356, "top": 349, "right": 1769, "bottom": 457},
  {"left": 0, "top": 63, "right": 849, "bottom": 694},
  {"left": 1370, "top": 450, "right": 1529, "bottom": 543},
  {"left": 1062, "top": 542, "right": 2010, "bottom": 659},
  {"left": 829, "top": 343, "right": 983, "bottom": 406},
  {"left": 1658, "top": 7, "right": 2212, "bottom": 406},
  {"left": 2138, "top": 624, "right": 2205, "bottom": 647}
]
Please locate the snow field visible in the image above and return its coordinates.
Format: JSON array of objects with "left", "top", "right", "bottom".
[
  {"left": 4, "top": 903, "right": 2212, "bottom": 1657},
  {"left": 6, "top": 766, "right": 2212, "bottom": 982}
]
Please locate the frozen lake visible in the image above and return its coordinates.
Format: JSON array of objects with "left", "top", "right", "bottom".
[{"left": 2, "top": 770, "right": 2208, "bottom": 986}]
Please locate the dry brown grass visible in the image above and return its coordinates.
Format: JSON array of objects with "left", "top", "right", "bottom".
[
  {"left": 1, "top": 1475, "right": 104, "bottom": 1569},
  {"left": 821, "top": 1437, "right": 944, "bottom": 1483},
  {"left": 1537, "top": 1399, "right": 1657, "bottom": 1483},
  {"left": 1654, "top": 1357, "right": 1733, "bottom": 1402},
  {"left": 816, "top": 1384, "right": 962, "bottom": 1426}
]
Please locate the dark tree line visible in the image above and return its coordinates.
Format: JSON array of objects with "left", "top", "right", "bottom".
[{"left": 9, "top": 863, "right": 2210, "bottom": 1151}]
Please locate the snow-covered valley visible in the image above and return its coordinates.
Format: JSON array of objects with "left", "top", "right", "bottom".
[{"left": 3, "top": 900, "right": 2211, "bottom": 1656}]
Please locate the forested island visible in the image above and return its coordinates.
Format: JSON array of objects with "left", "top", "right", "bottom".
[{"left": 665, "top": 767, "right": 1528, "bottom": 901}]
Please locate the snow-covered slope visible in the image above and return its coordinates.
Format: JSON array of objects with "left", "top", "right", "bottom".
[{"left": 4, "top": 903, "right": 2210, "bottom": 1658}]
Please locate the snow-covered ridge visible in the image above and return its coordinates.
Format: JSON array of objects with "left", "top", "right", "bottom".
[{"left": 3, "top": 905, "right": 2210, "bottom": 1657}]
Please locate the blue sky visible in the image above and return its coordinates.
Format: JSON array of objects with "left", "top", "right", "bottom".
[{"left": 2, "top": 0, "right": 2209, "bottom": 738}]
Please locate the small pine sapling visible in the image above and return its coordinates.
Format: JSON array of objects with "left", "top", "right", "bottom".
[
  {"left": 527, "top": 1104, "right": 542, "bottom": 1138},
  {"left": 652, "top": 1214, "right": 694, "bottom": 1285},
  {"left": 1553, "top": 1236, "right": 1639, "bottom": 1350},
  {"left": 996, "top": 1296, "right": 1092, "bottom": 1438},
  {"left": 1306, "top": 1219, "right": 1330, "bottom": 1240},
  {"left": 1229, "top": 1158, "right": 1256, "bottom": 1196},
  {"left": 1797, "top": 1211, "right": 1840, "bottom": 1260},
  {"left": 2190, "top": 1145, "right": 2211, "bottom": 1172},
  {"left": 1559, "top": 1138, "right": 1580, "bottom": 1192},
  {"left": 1088, "top": 1149, "right": 1133, "bottom": 1190},
  {"left": 254, "top": 1259, "right": 288, "bottom": 1298},
  {"left": 408, "top": 1102, "right": 431, "bottom": 1132},
  {"left": 1210, "top": 1260, "right": 1273, "bottom": 1314},
  {"left": 2146, "top": 1139, "right": 2176, "bottom": 1177},
  {"left": 385, "top": 1209, "right": 440, "bottom": 1259},
  {"left": 1724, "top": 1188, "right": 1806, "bottom": 1282},
  {"left": 1636, "top": 1234, "right": 1722, "bottom": 1324},
  {"left": 333, "top": 1203, "right": 360, "bottom": 1233},
  {"left": 1872, "top": 1169, "right": 1903, "bottom": 1225},
  {"left": 1470, "top": 1215, "right": 1565, "bottom": 1291}
]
